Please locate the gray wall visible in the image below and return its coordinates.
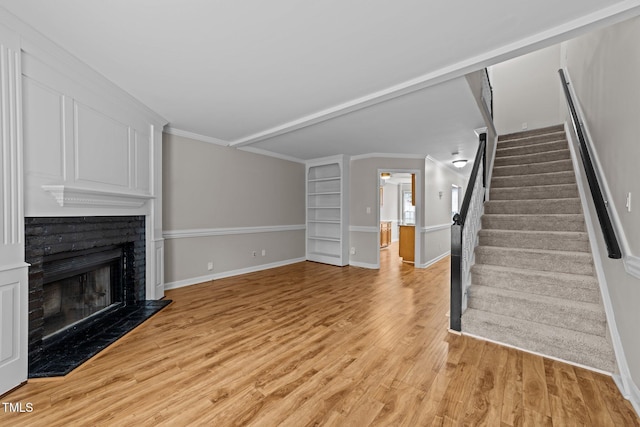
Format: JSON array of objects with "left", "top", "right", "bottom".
[
  {"left": 163, "top": 133, "right": 305, "bottom": 285},
  {"left": 563, "top": 16, "right": 640, "bottom": 394},
  {"left": 349, "top": 157, "right": 424, "bottom": 267},
  {"left": 349, "top": 156, "right": 465, "bottom": 267}
]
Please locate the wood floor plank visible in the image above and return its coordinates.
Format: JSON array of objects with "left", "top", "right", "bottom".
[
  {"left": 0, "top": 242, "right": 637, "bottom": 426},
  {"left": 522, "top": 352, "right": 551, "bottom": 417}
]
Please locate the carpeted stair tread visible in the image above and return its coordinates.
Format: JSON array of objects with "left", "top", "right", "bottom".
[
  {"left": 463, "top": 125, "right": 616, "bottom": 373},
  {"left": 467, "top": 285, "right": 606, "bottom": 336},
  {"left": 491, "top": 171, "right": 576, "bottom": 188},
  {"left": 484, "top": 198, "right": 582, "bottom": 215},
  {"left": 475, "top": 245, "right": 593, "bottom": 275},
  {"left": 493, "top": 159, "right": 573, "bottom": 177},
  {"left": 461, "top": 308, "right": 616, "bottom": 372},
  {"left": 491, "top": 183, "right": 578, "bottom": 200},
  {"left": 478, "top": 229, "right": 590, "bottom": 252},
  {"left": 497, "top": 132, "right": 568, "bottom": 148},
  {"left": 494, "top": 149, "right": 570, "bottom": 167},
  {"left": 496, "top": 139, "right": 568, "bottom": 157},
  {"left": 471, "top": 264, "right": 600, "bottom": 303},
  {"left": 498, "top": 125, "right": 565, "bottom": 141},
  {"left": 482, "top": 213, "right": 586, "bottom": 232}
]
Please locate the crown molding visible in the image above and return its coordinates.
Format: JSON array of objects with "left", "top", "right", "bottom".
[
  {"left": 426, "top": 156, "right": 467, "bottom": 180},
  {"left": 0, "top": 8, "right": 167, "bottom": 126},
  {"left": 227, "top": 2, "right": 640, "bottom": 149},
  {"left": 350, "top": 153, "right": 426, "bottom": 161},
  {"left": 164, "top": 127, "right": 229, "bottom": 146},
  {"left": 237, "top": 146, "right": 305, "bottom": 164}
]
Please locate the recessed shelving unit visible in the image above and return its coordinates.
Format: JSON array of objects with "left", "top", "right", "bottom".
[{"left": 306, "top": 155, "right": 349, "bottom": 266}]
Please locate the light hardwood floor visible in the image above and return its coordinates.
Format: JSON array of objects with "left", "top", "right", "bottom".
[{"left": 2, "top": 243, "right": 638, "bottom": 426}]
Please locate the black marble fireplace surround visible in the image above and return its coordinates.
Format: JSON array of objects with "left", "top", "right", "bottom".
[{"left": 25, "top": 216, "right": 169, "bottom": 377}]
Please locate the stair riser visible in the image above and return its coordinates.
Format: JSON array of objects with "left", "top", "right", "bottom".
[
  {"left": 493, "top": 160, "right": 573, "bottom": 177},
  {"left": 471, "top": 266, "right": 600, "bottom": 303},
  {"left": 494, "top": 150, "right": 570, "bottom": 167},
  {"left": 462, "top": 310, "right": 615, "bottom": 372},
  {"left": 499, "top": 127, "right": 565, "bottom": 143},
  {"left": 482, "top": 216, "right": 586, "bottom": 232},
  {"left": 475, "top": 247, "right": 593, "bottom": 275},
  {"left": 491, "top": 172, "right": 576, "bottom": 188},
  {"left": 478, "top": 233, "right": 590, "bottom": 252},
  {"left": 467, "top": 288, "right": 606, "bottom": 337},
  {"left": 484, "top": 199, "right": 582, "bottom": 215},
  {"left": 496, "top": 140, "right": 568, "bottom": 158},
  {"left": 491, "top": 185, "right": 578, "bottom": 201}
]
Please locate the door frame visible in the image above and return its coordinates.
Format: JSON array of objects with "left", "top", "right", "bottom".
[{"left": 376, "top": 168, "right": 422, "bottom": 268}]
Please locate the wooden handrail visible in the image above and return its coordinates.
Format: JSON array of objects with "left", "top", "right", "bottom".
[{"left": 558, "top": 69, "right": 622, "bottom": 259}]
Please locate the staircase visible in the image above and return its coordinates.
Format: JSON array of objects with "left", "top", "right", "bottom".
[{"left": 462, "top": 124, "right": 616, "bottom": 372}]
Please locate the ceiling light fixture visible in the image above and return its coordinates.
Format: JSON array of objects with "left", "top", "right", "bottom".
[
  {"left": 452, "top": 159, "right": 468, "bottom": 168},
  {"left": 380, "top": 173, "right": 391, "bottom": 180}
]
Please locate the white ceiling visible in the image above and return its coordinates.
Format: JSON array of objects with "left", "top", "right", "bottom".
[{"left": 1, "top": 0, "right": 638, "bottom": 170}]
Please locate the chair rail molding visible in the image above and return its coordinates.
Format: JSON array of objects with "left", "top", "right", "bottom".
[{"left": 164, "top": 224, "right": 306, "bottom": 240}]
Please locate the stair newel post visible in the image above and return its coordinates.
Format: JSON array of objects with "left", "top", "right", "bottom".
[{"left": 450, "top": 214, "right": 463, "bottom": 331}]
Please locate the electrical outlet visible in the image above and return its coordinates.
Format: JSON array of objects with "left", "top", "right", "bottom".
[
  {"left": 522, "top": 122, "right": 528, "bottom": 130},
  {"left": 366, "top": 207, "right": 371, "bottom": 214},
  {"left": 252, "top": 251, "right": 257, "bottom": 257},
  {"left": 350, "top": 247, "right": 356, "bottom": 255},
  {"left": 207, "top": 261, "right": 213, "bottom": 271},
  {"left": 261, "top": 249, "right": 266, "bottom": 256}
]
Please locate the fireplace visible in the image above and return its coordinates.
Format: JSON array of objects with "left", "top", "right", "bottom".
[
  {"left": 42, "top": 246, "right": 124, "bottom": 338},
  {"left": 25, "top": 216, "right": 146, "bottom": 370}
]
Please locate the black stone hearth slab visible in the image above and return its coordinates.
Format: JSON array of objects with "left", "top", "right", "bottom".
[{"left": 29, "top": 300, "right": 171, "bottom": 378}]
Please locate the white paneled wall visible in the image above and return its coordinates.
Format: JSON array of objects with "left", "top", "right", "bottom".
[
  {"left": 0, "top": 8, "right": 167, "bottom": 394},
  {"left": 0, "top": 20, "right": 29, "bottom": 397}
]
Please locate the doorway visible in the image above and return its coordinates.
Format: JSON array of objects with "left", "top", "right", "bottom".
[{"left": 377, "top": 169, "right": 422, "bottom": 268}]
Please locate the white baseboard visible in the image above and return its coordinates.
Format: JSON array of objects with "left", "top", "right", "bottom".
[
  {"left": 616, "top": 373, "right": 640, "bottom": 416},
  {"left": 164, "top": 257, "right": 306, "bottom": 290},
  {"left": 419, "top": 251, "right": 450, "bottom": 269},
  {"left": 349, "top": 261, "right": 379, "bottom": 269},
  {"left": 629, "top": 377, "right": 640, "bottom": 418},
  {"left": 624, "top": 255, "right": 640, "bottom": 279}
]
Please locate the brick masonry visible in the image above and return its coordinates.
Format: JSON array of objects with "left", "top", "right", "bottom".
[{"left": 24, "top": 216, "right": 145, "bottom": 366}]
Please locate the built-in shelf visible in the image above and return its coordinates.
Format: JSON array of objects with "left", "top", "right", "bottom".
[
  {"left": 308, "top": 236, "right": 341, "bottom": 242},
  {"left": 306, "top": 156, "right": 349, "bottom": 266}
]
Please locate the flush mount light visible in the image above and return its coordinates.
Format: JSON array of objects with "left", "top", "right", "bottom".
[
  {"left": 380, "top": 173, "right": 391, "bottom": 180},
  {"left": 452, "top": 159, "right": 468, "bottom": 168}
]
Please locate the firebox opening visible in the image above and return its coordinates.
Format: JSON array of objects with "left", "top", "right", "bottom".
[{"left": 42, "top": 246, "right": 124, "bottom": 340}]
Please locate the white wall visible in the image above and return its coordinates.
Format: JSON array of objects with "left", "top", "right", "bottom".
[
  {"left": 162, "top": 133, "right": 306, "bottom": 287},
  {"left": 380, "top": 181, "right": 399, "bottom": 242},
  {"left": 563, "top": 15, "right": 640, "bottom": 408},
  {"left": 491, "top": 44, "right": 564, "bottom": 135},
  {"left": 423, "top": 157, "right": 466, "bottom": 267}
]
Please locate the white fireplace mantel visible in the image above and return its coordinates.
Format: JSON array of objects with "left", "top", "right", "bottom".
[{"left": 42, "top": 184, "right": 155, "bottom": 209}]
